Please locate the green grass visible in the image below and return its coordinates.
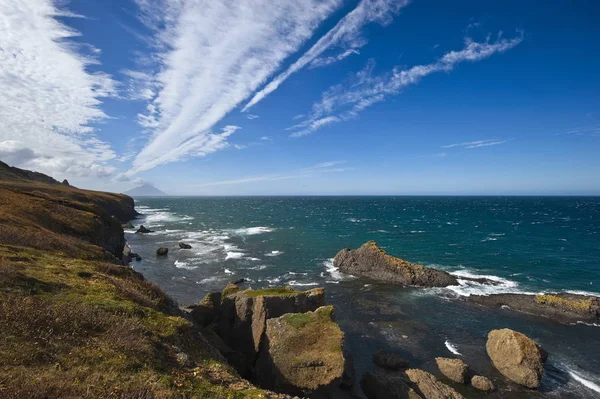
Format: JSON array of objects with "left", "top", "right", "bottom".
[{"left": 245, "top": 287, "right": 298, "bottom": 297}]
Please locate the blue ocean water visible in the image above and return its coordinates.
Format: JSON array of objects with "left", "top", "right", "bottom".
[{"left": 125, "top": 196, "right": 600, "bottom": 398}]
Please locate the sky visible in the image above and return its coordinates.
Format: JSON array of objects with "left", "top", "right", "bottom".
[{"left": 0, "top": 0, "right": 599, "bottom": 195}]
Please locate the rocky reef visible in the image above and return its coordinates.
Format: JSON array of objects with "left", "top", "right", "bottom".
[
  {"left": 334, "top": 241, "right": 458, "bottom": 287},
  {"left": 467, "top": 292, "right": 600, "bottom": 325}
]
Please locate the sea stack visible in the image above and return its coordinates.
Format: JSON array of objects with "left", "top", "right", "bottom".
[{"left": 333, "top": 241, "right": 458, "bottom": 287}]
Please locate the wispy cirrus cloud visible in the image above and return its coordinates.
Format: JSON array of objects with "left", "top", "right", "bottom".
[
  {"left": 128, "top": 0, "right": 343, "bottom": 175},
  {"left": 555, "top": 126, "right": 600, "bottom": 137},
  {"left": 242, "top": 0, "right": 411, "bottom": 111},
  {"left": 195, "top": 161, "right": 351, "bottom": 187},
  {"left": 288, "top": 32, "right": 523, "bottom": 137},
  {"left": 442, "top": 139, "right": 509, "bottom": 149},
  {"left": 0, "top": 0, "right": 118, "bottom": 178}
]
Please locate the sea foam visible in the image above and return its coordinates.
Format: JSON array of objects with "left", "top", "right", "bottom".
[{"left": 444, "top": 340, "right": 462, "bottom": 356}]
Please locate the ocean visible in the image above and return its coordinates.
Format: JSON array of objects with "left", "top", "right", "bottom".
[{"left": 125, "top": 196, "right": 600, "bottom": 398}]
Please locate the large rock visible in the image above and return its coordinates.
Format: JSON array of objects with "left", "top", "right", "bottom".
[
  {"left": 486, "top": 328, "right": 547, "bottom": 388},
  {"left": 156, "top": 247, "right": 169, "bottom": 256},
  {"left": 361, "top": 372, "right": 422, "bottom": 399},
  {"left": 333, "top": 241, "right": 457, "bottom": 287},
  {"left": 218, "top": 287, "right": 325, "bottom": 365},
  {"left": 255, "top": 306, "right": 346, "bottom": 396},
  {"left": 373, "top": 350, "right": 410, "bottom": 370},
  {"left": 470, "top": 376, "right": 494, "bottom": 392},
  {"left": 405, "top": 369, "right": 464, "bottom": 399},
  {"left": 435, "top": 358, "right": 468, "bottom": 384},
  {"left": 468, "top": 293, "right": 600, "bottom": 325},
  {"left": 190, "top": 292, "right": 221, "bottom": 327}
]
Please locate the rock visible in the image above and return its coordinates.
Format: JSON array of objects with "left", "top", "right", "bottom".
[
  {"left": 486, "top": 328, "right": 546, "bottom": 388},
  {"left": 405, "top": 369, "right": 464, "bottom": 399},
  {"left": 435, "top": 358, "right": 468, "bottom": 384},
  {"left": 255, "top": 306, "right": 347, "bottom": 396},
  {"left": 156, "top": 247, "right": 169, "bottom": 256},
  {"left": 471, "top": 376, "right": 494, "bottom": 392},
  {"left": 136, "top": 225, "right": 154, "bottom": 234},
  {"left": 179, "top": 242, "right": 192, "bottom": 249},
  {"left": 373, "top": 351, "right": 410, "bottom": 370},
  {"left": 468, "top": 293, "right": 600, "bottom": 325},
  {"left": 361, "top": 372, "right": 422, "bottom": 399},
  {"left": 190, "top": 292, "right": 222, "bottom": 327},
  {"left": 199, "top": 325, "right": 250, "bottom": 377},
  {"left": 218, "top": 287, "right": 325, "bottom": 365},
  {"left": 122, "top": 222, "right": 135, "bottom": 229},
  {"left": 231, "top": 278, "right": 247, "bottom": 285},
  {"left": 333, "top": 241, "right": 457, "bottom": 287},
  {"left": 61, "top": 179, "right": 69, "bottom": 186},
  {"left": 131, "top": 253, "right": 142, "bottom": 261}
]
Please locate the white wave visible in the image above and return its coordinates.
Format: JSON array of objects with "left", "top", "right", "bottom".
[
  {"left": 247, "top": 257, "right": 261, "bottom": 261},
  {"left": 446, "top": 269, "right": 521, "bottom": 297},
  {"left": 197, "top": 276, "right": 221, "bottom": 284},
  {"left": 575, "top": 321, "right": 600, "bottom": 327},
  {"left": 225, "top": 252, "right": 245, "bottom": 260},
  {"left": 445, "top": 340, "right": 462, "bottom": 356},
  {"left": 247, "top": 265, "right": 268, "bottom": 270},
  {"left": 346, "top": 218, "right": 361, "bottom": 223},
  {"left": 288, "top": 280, "right": 319, "bottom": 287},
  {"left": 287, "top": 271, "right": 308, "bottom": 276},
  {"left": 265, "top": 250, "right": 283, "bottom": 257},
  {"left": 481, "top": 237, "right": 498, "bottom": 242},
  {"left": 233, "top": 226, "right": 274, "bottom": 235},
  {"left": 561, "top": 365, "right": 600, "bottom": 394},
  {"left": 563, "top": 290, "right": 600, "bottom": 297},
  {"left": 323, "top": 258, "right": 343, "bottom": 280},
  {"left": 326, "top": 280, "right": 340, "bottom": 284},
  {"left": 224, "top": 268, "right": 235, "bottom": 274},
  {"left": 174, "top": 260, "right": 197, "bottom": 270},
  {"left": 410, "top": 230, "right": 425, "bottom": 233}
]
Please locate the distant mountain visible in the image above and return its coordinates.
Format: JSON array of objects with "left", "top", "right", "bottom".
[{"left": 123, "top": 184, "right": 168, "bottom": 197}]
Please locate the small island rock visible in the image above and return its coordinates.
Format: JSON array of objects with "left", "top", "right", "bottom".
[
  {"left": 156, "top": 247, "right": 169, "bottom": 256},
  {"left": 136, "top": 225, "right": 154, "bottom": 234},
  {"left": 471, "top": 376, "right": 495, "bottom": 392},
  {"left": 333, "top": 241, "right": 457, "bottom": 287},
  {"left": 178, "top": 242, "right": 192, "bottom": 249},
  {"left": 486, "top": 328, "right": 547, "bottom": 388},
  {"left": 435, "top": 357, "right": 468, "bottom": 384}
]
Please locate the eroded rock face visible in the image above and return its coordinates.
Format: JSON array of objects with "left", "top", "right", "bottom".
[
  {"left": 218, "top": 287, "right": 325, "bottom": 366},
  {"left": 190, "top": 292, "right": 221, "bottom": 327},
  {"left": 373, "top": 351, "right": 410, "bottom": 370},
  {"left": 486, "top": 328, "right": 546, "bottom": 388},
  {"left": 405, "top": 369, "right": 464, "bottom": 399},
  {"left": 333, "top": 241, "right": 457, "bottom": 287},
  {"left": 471, "top": 376, "right": 494, "bottom": 392},
  {"left": 361, "top": 372, "right": 422, "bottom": 399},
  {"left": 435, "top": 358, "right": 468, "bottom": 384},
  {"left": 255, "top": 306, "right": 346, "bottom": 397}
]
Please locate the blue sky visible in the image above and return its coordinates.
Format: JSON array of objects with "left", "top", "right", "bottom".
[{"left": 1, "top": 0, "right": 599, "bottom": 195}]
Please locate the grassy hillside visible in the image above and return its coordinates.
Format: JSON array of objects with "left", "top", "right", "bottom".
[{"left": 0, "top": 164, "right": 283, "bottom": 399}]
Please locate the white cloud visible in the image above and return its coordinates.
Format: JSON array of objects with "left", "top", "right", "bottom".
[
  {"left": 303, "top": 160, "right": 347, "bottom": 170},
  {"left": 442, "top": 139, "right": 509, "bottom": 149},
  {"left": 288, "top": 32, "right": 523, "bottom": 137},
  {"left": 246, "top": 114, "right": 260, "bottom": 120},
  {"left": 243, "top": 0, "right": 411, "bottom": 111},
  {"left": 556, "top": 127, "right": 600, "bottom": 137},
  {"left": 260, "top": 136, "right": 272, "bottom": 141},
  {"left": 310, "top": 49, "right": 360, "bottom": 68},
  {"left": 0, "top": 0, "right": 118, "bottom": 178},
  {"left": 128, "top": 0, "right": 343, "bottom": 174}
]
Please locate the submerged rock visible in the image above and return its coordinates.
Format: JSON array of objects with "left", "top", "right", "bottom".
[
  {"left": 435, "top": 358, "right": 468, "bottom": 384},
  {"left": 405, "top": 369, "right": 464, "bottom": 399},
  {"left": 470, "top": 375, "right": 494, "bottom": 392},
  {"left": 255, "top": 306, "right": 347, "bottom": 396},
  {"left": 190, "top": 292, "right": 221, "bottom": 327},
  {"left": 373, "top": 350, "right": 410, "bottom": 370},
  {"left": 136, "top": 225, "right": 154, "bottom": 234},
  {"left": 178, "top": 242, "right": 192, "bottom": 249},
  {"left": 333, "top": 241, "right": 457, "bottom": 287},
  {"left": 468, "top": 293, "right": 600, "bottom": 325},
  {"left": 486, "top": 328, "right": 547, "bottom": 388},
  {"left": 156, "top": 247, "right": 168, "bottom": 256},
  {"left": 361, "top": 372, "right": 422, "bottom": 399}
]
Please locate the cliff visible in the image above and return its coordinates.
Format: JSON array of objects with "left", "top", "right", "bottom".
[{"left": 0, "top": 163, "right": 285, "bottom": 399}]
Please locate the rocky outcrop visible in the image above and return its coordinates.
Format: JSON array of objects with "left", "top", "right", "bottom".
[
  {"left": 255, "top": 306, "right": 347, "bottom": 397},
  {"left": 122, "top": 222, "right": 135, "bottom": 229},
  {"left": 333, "top": 241, "right": 457, "bottom": 287},
  {"left": 156, "top": 247, "right": 169, "bottom": 256},
  {"left": 361, "top": 372, "right": 422, "bottom": 399},
  {"left": 405, "top": 369, "right": 464, "bottom": 399},
  {"left": 136, "top": 225, "right": 154, "bottom": 234},
  {"left": 470, "top": 376, "right": 494, "bottom": 392},
  {"left": 190, "top": 292, "right": 221, "bottom": 327},
  {"left": 468, "top": 293, "right": 600, "bottom": 325},
  {"left": 179, "top": 242, "right": 192, "bottom": 249},
  {"left": 219, "top": 287, "right": 325, "bottom": 364},
  {"left": 486, "top": 328, "right": 547, "bottom": 388},
  {"left": 373, "top": 351, "right": 410, "bottom": 370},
  {"left": 435, "top": 358, "right": 468, "bottom": 384}
]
